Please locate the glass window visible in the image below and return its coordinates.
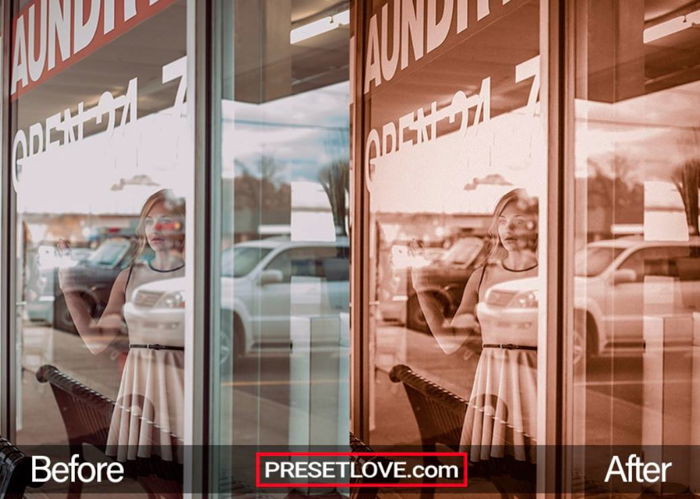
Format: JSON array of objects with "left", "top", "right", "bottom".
[
  {"left": 86, "top": 238, "right": 132, "bottom": 267},
  {"left": 356, "top": 0, "right": 546, "bottom": 494},
  {"left": 222, "top": 246, "right": 272, "bottom": 277},
  {"left": 575, "top": 246, "right": 625, "bottom": 276},
  {"left": 570, "top": 0, "right": 700, "bottom": 493},
  {"left": 618, "top": 249, "right": 645, "bottom": 278},
  {"left": 11, "top": 0, "right": 190, "bottom": 495},
  {"left": 266, "top": 246, "right": 349, "bottom": 281},
  {"left": 210, "top": 0, "right": 351, "bottom": 492}
]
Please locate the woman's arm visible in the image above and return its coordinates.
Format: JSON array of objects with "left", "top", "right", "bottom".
[
  {"left": 412, "top": 266, "right": 484, "bottom": 355},
  {"left": 60, "top": 267, "right": 130, "bottom": 355}
]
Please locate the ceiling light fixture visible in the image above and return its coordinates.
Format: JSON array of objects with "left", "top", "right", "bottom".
[
  {"left": 644, "top": 8, "right": 700, "bottom": 43},
  {"left": 291, "top": 9, "right": 350, "bottom": 44}
]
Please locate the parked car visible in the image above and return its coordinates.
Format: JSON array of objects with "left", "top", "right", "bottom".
[
  {"left": 35, "top": 244, "right": 93, "bottom": 271},
  {"left": 574, "top": 238, "right": 700, "bottom": 361},
  {"left": 475, "top": 237, "right": 700, "bottom": 367},
  {"left": 380, "top": 236, "right": 485, "bottom": 333},
  {"left": 476, "top": 276, "right": 539, "bottom": 348},
  {"left": 28, "top": 237, "right": 152, "bottom": 333},
  {"left": 122, "top": 238, "right": 350, "bottom": 366}
]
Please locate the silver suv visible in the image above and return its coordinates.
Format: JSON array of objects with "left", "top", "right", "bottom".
[
  {"left": 574, "top": 237, "right": 700, "bottom": 360},
  {"left": 473, "top": 237, "right": 700, "bottom": 366},
  {"left": 123, "top": 238, "right": 350, "bottom": 364}
]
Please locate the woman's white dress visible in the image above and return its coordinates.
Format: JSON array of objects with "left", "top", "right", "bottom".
[
  {"left": 459, "top": 264, "right": 538, "bottom": 463},
  {"left": 105, "top": 263, "right": 185, "bottom": 463}
]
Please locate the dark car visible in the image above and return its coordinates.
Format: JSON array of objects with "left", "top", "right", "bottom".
[
  {"left": 380, "top": 236, "right": 486, "bottom": 333},
  {"left": 49, "top": 238, "right": 152, "bottom": 333}
]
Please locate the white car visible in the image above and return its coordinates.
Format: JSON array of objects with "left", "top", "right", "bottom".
[
  {"left": 475, "top": 238, "right": 700, "bottom": 366},
  {"left": 477, "top": 277, "right": 539, "bottom": 350},
  {"left": 123, "top": 277, "right": 186, "bottom": 347},
  {"left": 123, "top": 238, "right": 350, "bottom": 364},
  {"left": 573, "top": 238, "right": 700, "bottom": 361}
]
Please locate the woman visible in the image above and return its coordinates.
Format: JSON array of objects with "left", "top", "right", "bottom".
[
  {"left": 413, "top": 188, "right": 538, "bottom": 470},
  {"left": 59, "top": 189, "right": 186, "bottom": 483}
]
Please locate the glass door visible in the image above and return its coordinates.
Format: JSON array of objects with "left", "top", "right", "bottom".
[
  {"left": 208, "top": 0, "right": 351, "bottom": 492},
  {"left": 353, "top": 0, "right": 549, "bottom": 495},
  {"left": 8, "top": 0, "right": 191, "bottom": 495},
  {"left": 567, "top": 0, "right": 700, "bottom": 494}
]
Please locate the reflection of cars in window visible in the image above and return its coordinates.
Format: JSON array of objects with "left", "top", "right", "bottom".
[
  {"left": 122, "top": 238, "right": 350, "bottom": 366},
  {"left": 27, "top": 237, "right": 152, "bottom": 333},
  {"left": 574, "top": 238, "right": 700, "bottom": 362},
  {"left": 35, "top": 244, "right": 93, "bottom": 270},
  {"left": 477, "top": 276, "right": 539, "bottom": 345},
  {"left": 481, "top": 238, "right": 700, "bottom": 367},
  {"left": 380, "top": 237, "right": 485, "bottom": 333}
]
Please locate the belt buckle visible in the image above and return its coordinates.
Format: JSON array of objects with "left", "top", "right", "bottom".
[
  {"left": 148, "top": 344, "right": 163, "bottom": 350},
  {"left": 502, "top": 343, "right": 517, "bottom": 350}
]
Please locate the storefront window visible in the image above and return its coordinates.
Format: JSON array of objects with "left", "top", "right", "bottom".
[
  {"left": 11, "top": 0, "right": 189, "bottom": 494},
  {"left": 571, "top": 0, "right": 700, "bottom": 493},
  {"left": 356, "top": 0, "right": 546, "bottom": 494},
  {"left": 210, "top": 0, "right": 350, "bottom": 491}
]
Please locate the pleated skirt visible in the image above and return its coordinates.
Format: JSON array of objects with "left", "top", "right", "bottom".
[
  {"left": 106, "top": 349, "right": 184, "bottom": 465},
  {"left": 460, "top": 348, "right": 537, "bottom": 463}
]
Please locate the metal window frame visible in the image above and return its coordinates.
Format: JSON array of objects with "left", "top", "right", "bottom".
[
  {"left": 350, "top": 0, "right": 370, "bottom": 440},
  {"left": 540, "top": 0, "right": 574, "bottom": 495},
  {"left": 0, "top": 0, "right": 214, "bottom": 495},
  {"left": 0, "top": 0, "right": 15, "bottom": 438},
  {"left": 186, "top": 0, "right": 214, "bottom": 495}
]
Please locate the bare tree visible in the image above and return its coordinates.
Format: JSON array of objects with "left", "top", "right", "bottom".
[
  {"left": 671, "top": 158, "right": 700, "bottom": 237},
  {"left": 319, "top": 160, "right": 349, "bottom": 236},
  {"left": 234, "top": 155, "right": 291, "bottom": 228},
  {"left": 586, "top": 155, "right": 644, "bottom": 236},
  {"left": 319, "top": 130, "right": 350, "bottom": 237}
]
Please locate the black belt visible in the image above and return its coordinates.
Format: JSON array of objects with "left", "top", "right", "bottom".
[
  {"left": 129, "top": 344, "right": 184, "bottom": 351},
  {"left": 482, "top": 343, "right": 537, "bottom": 351}
]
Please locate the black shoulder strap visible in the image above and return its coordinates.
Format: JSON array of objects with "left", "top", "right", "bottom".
[
  {"left": 125, "top": 265, "right": 135, "bottom": 293},
  {"left": 477, "top": 265, "right": 488, "bottom": 296}
]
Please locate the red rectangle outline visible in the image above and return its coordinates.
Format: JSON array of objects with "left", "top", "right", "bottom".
[{"left": 255, "top": 452, "right": 468, "bottom": 488}]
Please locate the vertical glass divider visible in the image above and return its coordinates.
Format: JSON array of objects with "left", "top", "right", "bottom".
[
  {"left": 541, "top": 0, "right": 575, "bottom": 494},
  {"left": 0, "top": 0, "right": 13, "bottom": 439},
  {"left": 186, "top": 0, "right": 213, "bottom": 494},
  {"left": 208, "top": 0, "right": 225, "bottom": 492},
  {"left": 541, "top": 0, "right": 562, "bottom": 493},
  {"left": 350, "top": 0, "right": 371, "bottom": 441}
]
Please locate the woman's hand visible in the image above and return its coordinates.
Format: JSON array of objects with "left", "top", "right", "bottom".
[
  {"left": 96, "top": 312, "right": 127, "bottom": 335},
  {"left": 451, "top": 313, "right": 482, "bottom": 360},
  {"left": 410, "top": 267, "right": 430, "bottom": 293},
  {"left": 58, "top": 267, "right": 79, "bottom": 293},
  {"left": 56, "top": 240, "right": 79, "bottom": 292},
  {"left": 408, "top": 240, "right": 431, "bottom": 292},
  {"left": 451, "top": 312, "right": 480, "bottom": 332}
]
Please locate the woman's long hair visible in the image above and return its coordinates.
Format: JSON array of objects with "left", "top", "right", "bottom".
[
  {"left": 133, "top": 189, "right": 186, "bottom": 261},
  {"left": 482, "top": 188, "right": 538, "bottom": 262}
]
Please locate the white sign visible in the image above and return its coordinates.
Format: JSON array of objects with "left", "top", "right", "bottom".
[{"left": 363, "top": 0, "right": 513, "bottom": 93}]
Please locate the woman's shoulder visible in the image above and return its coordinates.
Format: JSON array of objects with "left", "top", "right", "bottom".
[
  {"left": 118, "top": 261, "right": 144, "bottom": 275},
  {"left": 472, "top": 262, "right": 493, "bottom": 277},
  {"left": 466, "top": 264, "right": 489, "bottom": 289},
  {"left": 117, "top": 262, "right": 148, "bottom": 284}
]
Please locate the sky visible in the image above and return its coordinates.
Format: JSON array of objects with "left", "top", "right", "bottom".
[{"left": 15, "top": 81, "right": 351, "bottom": 215}]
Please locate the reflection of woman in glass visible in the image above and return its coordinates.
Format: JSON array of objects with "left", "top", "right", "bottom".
[
  {"left": 413, "top": 189, "right": 538, "bottom": 476},
  {"left": 60, "top": 189, "right": 185, "bottom": 482}
]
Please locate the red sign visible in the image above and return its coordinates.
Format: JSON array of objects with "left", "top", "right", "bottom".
[{"left": 11, "top": 0, "right": 177, "bottom": 99}]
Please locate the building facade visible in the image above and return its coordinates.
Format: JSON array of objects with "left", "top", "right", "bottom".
[{"left": 0, "top": 0, "right": 698, "bottom": 495}]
